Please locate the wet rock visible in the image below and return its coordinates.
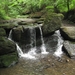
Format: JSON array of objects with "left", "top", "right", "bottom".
[
  {"left": 0, "top": 37, "right": 16, "bottom": 55},
  {"left": 63, "top": 41, "right": 75, "bottom": 58},
  {"left": 42, "top": 13, "right": 64, "bottom": 36},
  {"left": 0, "top": 37, "right": 18, "bottom": 68},
  {"left": 60, "top": 26, "right": 75, "bottom": 41},
  {"left": 0, "top": 23, "right": 18, "bottom": 29},
  {"left": 0, "top": 28, "right": 6, "bottom": 36},
  {"left": 0, "top": 52, "right": 18, "bottom": 68},
  {"left": 0, "top": 28, "right": 18, "bottom": 67}
]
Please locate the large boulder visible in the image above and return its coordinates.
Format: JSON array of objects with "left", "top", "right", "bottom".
[
  {"left": 0, "top": 37, "right": 16, "bottom": 55},
  {"left": 60, "top": 26, "right": 75, "bottom": 41},
  {"left": 0, "top": 27, "right": 18, "bottom": 68},
  {"left": 42, "top": 13, "right": 64, "bottom": 36},
  {"left": 0, "top": 52, "right": 18, "bottom": 68},
  {"left": 63, "top": 41, "right": 75, "bottom": 58},
  {"left": 0, "top": 37, "right": 18, "bottom": 68}
]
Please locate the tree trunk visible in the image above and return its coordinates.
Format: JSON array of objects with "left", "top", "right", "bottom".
[{"left": 67, "top": 0, "right": 70, "bottom": 11}]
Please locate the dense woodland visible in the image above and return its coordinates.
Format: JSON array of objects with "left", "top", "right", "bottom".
[{"left": 0, "top": 0, "right": 75, "bottom": 22}]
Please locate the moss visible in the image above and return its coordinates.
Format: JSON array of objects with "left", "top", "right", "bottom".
[
  {"left": 0, "top": 37, "right": 16, "bottom": 55},
  {"left": 0, "top": 28, "right": 6, "bottom": 36},
  {"left": 42, "top": 13, "right": 64, "bottom": 35},
  {"left": 0, "top": 52, "right": 18, "bottom": 67}
]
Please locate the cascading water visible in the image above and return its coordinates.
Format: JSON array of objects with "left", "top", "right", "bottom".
[
  {"left": 39, "top": 27, "right": 48, "bottom": 54},
  {"left": 21, "top": 28, "right": 37, "bottom": 59},
  {"left": 8, "top": 29, "right": 24, "bottom": 57},
  {"left": 53, "top": 30, "right": 64, "bottom": 57},
  {"left": 8, "top": 30, "right": 12, "bottom": 41},
  {"left": 29, "top": 28, "right": 36, "bottom": 55},
  {"left": 8, "top": 25, "right": 64, "bottom": 59}
]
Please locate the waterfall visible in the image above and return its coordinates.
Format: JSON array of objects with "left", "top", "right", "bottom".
[
  {"left": 8, "top": 29, "right": 24, "bottom": 57},
  {"left": 8, "top": 30, "right": 12, "bottom": 41},
  {"left": 21, "top": 28, "right": 37, "bottom": 59},
  {"left": 16, "top": 43, "right": 23, "bottom": 56},
  {"left": 39, "top": 27, "right": 48, "bottom": 54},
  {"left": 29, "top": 28, "right": 36, "bottom": 55},
  {"left": 8, "top": 27, "right": 64, "bottom": 59},
  {"left": 53, "top": 30, "right": 64, "bottom": 57}
]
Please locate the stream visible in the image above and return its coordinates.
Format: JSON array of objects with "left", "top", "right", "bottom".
[{"left": 0, "top": 26, "right": 75, "bottom": 75}]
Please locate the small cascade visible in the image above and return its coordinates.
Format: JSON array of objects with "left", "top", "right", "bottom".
[
  {"left": 8, "top": 29, "right": 24, "bottom": 57},
  {"left": 39, "top": 27, "right": 48, "bottom": 54},
  {"left": 16, "top": 43, "right": 23, "bottom": 56},
  {"left": 21, "top": 28, "right": 37, "bottom": 59},
  {"left": 53, "top": 30, "right": 64, "bottom": 57},
  {"left": 8, "top": 30, "right": 12, "bottom": 41},
  {"left": 29, "top": 28, "right": 36, "bottom": 55},
  {"left": 8, "top": 26, "right": 64, "bottom": 59}
]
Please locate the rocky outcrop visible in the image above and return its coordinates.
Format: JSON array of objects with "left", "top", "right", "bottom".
[
  {"left": 12, "top": 24, "right": 42, "bottom": 46},
  {"left": 63, "top": 41, "right": 75, "bottom": 58},
  {"left": 0, "top": 37, "right": 16, "bottom": 55},
  {"left": 60, "top": 26, "right": 75, "bottom": 41},
  {"left": 0, "top": 38, "right": 18, "bottom": 68},
  {"left": 42, "top": 13, "right": 64, "bottom": 36},
  {"left": 0, "top": 28, "right": 18, "bottom": 68}
]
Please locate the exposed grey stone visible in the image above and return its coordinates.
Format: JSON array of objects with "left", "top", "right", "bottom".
[
  {"left": 60, "top": 26, "right": 75, "bottom": 41},
  {"left": 63, "top": 41, "right": 75, "bottom": 58}
]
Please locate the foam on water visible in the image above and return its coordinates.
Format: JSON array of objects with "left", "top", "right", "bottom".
[
  {"left": 39, "top": 26, "right": 48, "bottom": 54},
  {"left": 53, "top": 30, "right": 64, "bottom": 57}
]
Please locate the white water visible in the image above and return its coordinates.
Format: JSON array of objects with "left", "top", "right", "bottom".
[
  {"left": 53, "top": 30, "right": 64, "bottom": 57},
  {"left": 8, "top": 27, "right": 63, "bottom": 59},
  {"left": 8, "top": 30, "right": 12, "bottom": 41},
  {"left": 20, "top": 28, "right": 37, "bottom": 59},
  {"left": 39, "top": 27, "right": 48, "bottom": 54}
]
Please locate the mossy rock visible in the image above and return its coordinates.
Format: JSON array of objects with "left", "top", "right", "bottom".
[
  {"left": 42, "top": 13, "right": 64, "bottom": 36},
  {"left": 0, "top": 28, "right": 6, "bottom": 36},
  {"left": 0, "top": 37, "right": 16, "bottom": 55},
  {"left": 0, "top": 23, "right": 18, "bottom": 29},
  {"left": 0, "top": 52, "right": 18, "bottom": 68}
]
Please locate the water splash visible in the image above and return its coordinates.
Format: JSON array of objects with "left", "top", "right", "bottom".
[
  {"left": 16, "top": 43, "right": 23, "bottom": 56},
  {"left": 39, "top": 27, "right": 48, "bottom": 54},
  {"left": 21, "top": 28, "right": 37, "bottom": 59},
  {"left": 29, "top": 28, "right": 36, "bottom": 54},
  {"left": 53, "top": 30, "right": 64, "bottom": 57},
  {"left": 7, "top": 26, "right": 64, "bottom": 60}
]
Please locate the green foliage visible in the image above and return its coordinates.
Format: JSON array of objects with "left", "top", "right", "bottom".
[{"left": 0, "top": 0, "right": 75, "bottom": 19}]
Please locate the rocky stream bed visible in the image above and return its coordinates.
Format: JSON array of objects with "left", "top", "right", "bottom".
[{"left": 0, "top": 53, "right": 75, "bottom": 75}]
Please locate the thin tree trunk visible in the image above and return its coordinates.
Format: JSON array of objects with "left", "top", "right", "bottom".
[{"left": 67, "top": 0, "right": 70, "bottom": 11}]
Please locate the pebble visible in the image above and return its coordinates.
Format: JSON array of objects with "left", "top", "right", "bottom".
[{"left": 66, "top": 59, "right": 69, "bottom": 62}]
